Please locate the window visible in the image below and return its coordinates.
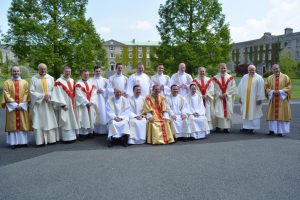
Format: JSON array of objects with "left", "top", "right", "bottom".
[
  {"left": 296, "top": 51, "right": 299, "bottom": 60},
  {"left": 110, "top": 46, "right": 115, "bottom": 51},
  {"left": 146, "top": 53, "right": 150, "bottom": 58},
  {"left": 138, "top": 47, "right": 142, "bottom": 51},
  {"left": 128, "top": 47, "right": 132, "bottom": 51},
  {"left": 110, "top": 53, "right": 115, "bottom": 58},
  {"left": 129, "top": 53, "right": 132, "bottom": 58},
  {"left": 138, "top": 54, "right": 142, "bottom": 58}
]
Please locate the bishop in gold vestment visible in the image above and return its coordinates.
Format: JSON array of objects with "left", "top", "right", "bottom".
[
  {"left": 265, "top": 64, "right": 292, "bottom": 136},
  {"left": 2, "top": 66, "right": 32, "bottom": 149},
  {"left": 142, "top": 85, "right": 174, "bottom": 144}
]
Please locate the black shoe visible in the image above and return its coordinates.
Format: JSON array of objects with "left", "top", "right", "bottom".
[
  {"left": 122, "top": 135, "right": 129, "bottom": 147},
  {"left": 182, "top": 137, "right": 188, "bottom": 142},
  {"left": 240, "top": 128, "right": 247, "bottom": 133},
  {"left": 278, "top": 134, "right": 283, "bottom": 137},
  {"left": 223, "top": 129, "right": 230, "bottom": 133},
  {"left": 214, "top": 127, "right": 221, "bottom": 133},
  {"left": 268, "top": 131, "right": 275, "bottom": 135},
  {"left": 11, "top": 145, "right": 16, "bottom": 149},
  {"left": 107, "top": 140, "right": 113, "bottom": 147},
  {"left": 78, "top": 135, "right": 86, "bottom": 141},
  {"left": 248, "top": 129, "right": 254, "bottom": 134}
]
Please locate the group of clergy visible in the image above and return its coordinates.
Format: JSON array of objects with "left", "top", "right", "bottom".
[{"left": 2, "top": 61, "right": 292, "bottom": 149}]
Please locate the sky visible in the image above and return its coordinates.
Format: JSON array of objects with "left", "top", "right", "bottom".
[{"left": 1, "top": 0, "right": 300, "bottom": 43}]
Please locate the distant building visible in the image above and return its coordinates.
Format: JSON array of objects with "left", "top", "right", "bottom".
[
  {"left": 230, "top": 28, "right": 300, "bottom": 74},
  {"left": 103, "top": 39, "right": 160, "bottom": 71}
]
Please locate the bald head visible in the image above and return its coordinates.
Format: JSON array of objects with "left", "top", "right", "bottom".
[
  {"left": 219, "top": 63, "right": 227, "bottom": 75},
  {"left": 178, "top": 63, "right": 186, "bottom": 73},
  {"left": 248, "top": 65, "right": 256, "bottom": 76}
]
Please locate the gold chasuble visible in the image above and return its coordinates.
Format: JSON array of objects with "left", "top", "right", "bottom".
[
  {"left": 2, "top": 79, "right": 32, "bottom": 132},
  {"left": 265, "top": 73, "right": 292, "bottom": 121},
  {"left": 142, "top": 94, "right": 174, "bottom": 144},
  {"left": 245, "top": 76, "right": 253, "bottom": 119}
]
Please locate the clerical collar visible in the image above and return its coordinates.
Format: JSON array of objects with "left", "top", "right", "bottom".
[
  {"left": 115, "top": 73, "right": 122, "bottom": 77},
  {"left": 134, "top": 95, "right": 140, "bottom": 99},
  {"left": 62, "top": 75, "right": 69, "bottom": 80},
  {"left": 94, "top": 76, "right": 101, "bottom": 79},
  {"left": 157, "top": 73, "right": 163, "bottom": 76},
  {"left": 82, "top": 79, "right": 88, "bottom": 82},
  {"left": 136, "top": 72, "right": 142, "bottom": 76},
  {"left": 178, "top": 71, "right": 185, "bottom": 75},
  {"left": 11, "top": 76, "right": 21, "bottom": 80}
]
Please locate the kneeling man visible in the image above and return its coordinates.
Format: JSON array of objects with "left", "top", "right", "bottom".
[
  {"left": 142, "top": 84, "right": 174, "bottom": 144},
  {"left": 106, "top": 88, "right": 131, "bottom": 147},
  {"left": 166, "top": 85, "right": 189, "bottom": 141},
  {"left": 128, "top": 85, "right": 147, "bottom": 144},
  {"left": 186, "top": 84, "right": 210, "bottom": 139}
]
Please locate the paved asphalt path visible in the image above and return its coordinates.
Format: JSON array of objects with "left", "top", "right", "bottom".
[{"left": 0, "top": 103, "right": 299, "bottom": 200}]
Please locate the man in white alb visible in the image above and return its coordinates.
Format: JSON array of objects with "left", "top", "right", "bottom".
[
  {"left": 106, "top": 88, "right": 131, "bottom": 147},
  {"left": 52, "top": 66, "right": 79, "bottom": 143},
  {"left": 237, "top": 65, "right": 265, "bottom": 133},
  {"left": 126, "top": 63, "right": 150, "bottom": 97},
  {"left": 107, "top": 63, "right": 128, "bottom": 97},
  {"left": 128, "top": 85, "right": 147, "bottom": 144},
  {"left": 91, "top": 66, "right": 108, "bottom": 134},
  {"left": 170, "top": 63, "right": 193, "bottom": 96},
  {"left": 30, "top": 63, "right": 58, "bottom": 146},
  {"left": 150, "top": 64, "right": 171, "bottom": 96},
  {"left": 166, "top": 85, "right": 189, "bottom": 141},
  {"left": 185, "top": 84, "right": 210, "bottom": 139}
]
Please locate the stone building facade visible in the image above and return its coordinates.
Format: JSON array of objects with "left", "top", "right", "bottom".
[
  {"left": 230, "top": 28, "right": 300, "bottom": 74},
  {"left": 103, "top": 39, "right": 159, "bottom": 71}
]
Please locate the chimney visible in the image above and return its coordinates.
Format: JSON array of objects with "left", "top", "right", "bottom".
[
  {"left": 132, "top": 39, "right": 135, "bottom": 44},
  {"left": 264, "top": 32, "right": 271, "bottom": 37},
  {"left": 285, "top": 28, "right": 293, "bottom": 35}
]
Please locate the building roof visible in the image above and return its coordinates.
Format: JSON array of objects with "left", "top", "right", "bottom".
[{"left": 105, "top": 39, "right": 160, "bottom": 46}]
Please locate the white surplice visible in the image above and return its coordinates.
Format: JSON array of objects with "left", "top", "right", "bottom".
[
  {"left": 91, "top": 76, "right": 108, "bottom": 134},
  {"left": 150, "top": 73, "right": 171, "bottom": 96},
  {"left": 170, "top": 72, "right": 193, "bottom": 96},
  {"left": 128, "top": 96, "right": 147, "bottom": 144},
  {"left": 107, "top": 73, "right": 128, "bottom": 96},
  {"left": 213, "top": 73, "right": 237, "bottom": 129},
  {"left": 193, "top": 76, "right": 215, "bottom": 130},
  {"left": 166, "top": 94, "right": 189, "bottom": 138},
  {"left": 185, "top": 93, "right": 210, "bottom": 139},
  {"left": 106, "top": 96, "right": 131, "bottom": 139},
  {"left": 30, "top": 74, "right": 58, "bottom": 145},
  {"left": 126, "top": 73, "right": 150, "bottom": 97},
  {"left": 51, "top": 76, "right": 79, "bottom": 141},
  {"left": 237, "top": 73, "right": 265, "bottom": 130},
  {"left": 75, "top": 79, "right": 98, "bottom": 135}
]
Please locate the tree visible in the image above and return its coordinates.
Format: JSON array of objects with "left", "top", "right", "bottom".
[
  {"left": 278, "top": 49, "right": 299, "bottom": 77},
  {"left": 156, "top": 0, "right": 232, "bottom": 74},
  {"left": 3, "top": 0, "right": 107, "bottom": 78}
]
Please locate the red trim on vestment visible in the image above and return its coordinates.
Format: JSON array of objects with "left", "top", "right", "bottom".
[
  {"left": 274, "top": 76, "right": 280, "bottom": 120},
  {"left": 14, "top": 80, "right": 20, "bottom": 130},
  {"left": 212, "top": 76, "right": 234, "bottom": 118},
  {"left": 193, "top": 78, "right": 212, "bottom": 107},
  {"left": 146, "top": 96, "right": 168, "bottom": 144},
  {"left": 54, "top": 81, "right": 75, "bottom": 109}
]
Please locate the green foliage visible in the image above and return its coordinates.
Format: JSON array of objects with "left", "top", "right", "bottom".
[
  {"left": 142, "top": 47, "right": 147, "bottom": 67},
  {"left": 115, "top": 54, "right": 122, "bottom": 63},
  {"left": 3, "top": 0, "right": 107, "bottom": 78},
  {"left": 206, "top": 64, "right": 219, "bottom": 77},
  {"left": 278, "top": 49, "right": 299, "bottom": 77},
  {"left": 132, "top": 47, "right": 138, "bottom": 67},
  {"left": 122, "top": 46, "right": 129, "bottom": 66},
  {"left": 156, "top": 0, "right": 232, "bottom": 75},
  {"left": 263, "top": 70, "right": 273, "bottom": 78}
]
